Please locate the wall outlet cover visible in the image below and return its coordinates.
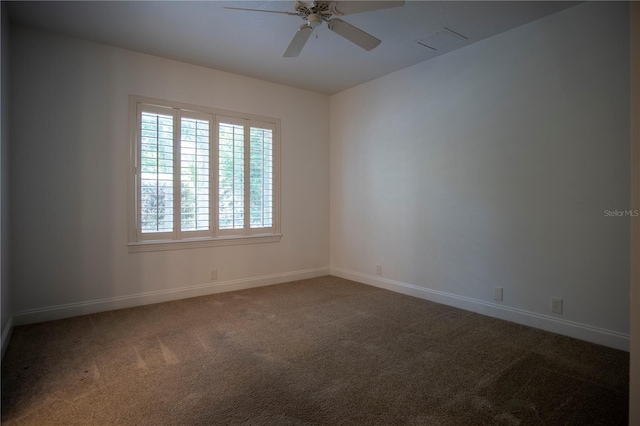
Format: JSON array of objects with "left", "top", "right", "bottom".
[
  {"left": 552, "top": 298, "right": 563, "bottom": 314},
  {"left": 493, "top": 287, "right": 503, "bottom": 302}
]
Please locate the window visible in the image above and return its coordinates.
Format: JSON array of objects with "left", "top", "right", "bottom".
[{"left": 129, "top": 96, "right": 280, "bottom": 252}]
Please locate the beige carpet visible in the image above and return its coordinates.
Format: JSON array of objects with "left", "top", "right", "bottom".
[{"left": 1, "top": 276, "right": 629, "bottom": 425}]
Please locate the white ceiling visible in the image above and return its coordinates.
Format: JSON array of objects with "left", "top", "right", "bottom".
[{"left": 6, "top": 1, "right": 580, "bottom": 95}]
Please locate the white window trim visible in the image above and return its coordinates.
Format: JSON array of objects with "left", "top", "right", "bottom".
[{"left": 128, "top": 95, "right": 281, "bottom": 253}]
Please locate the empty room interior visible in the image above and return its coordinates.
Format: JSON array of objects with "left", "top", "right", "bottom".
[{"left": 0, "top": 0, "right": 638, "bottom": 424}]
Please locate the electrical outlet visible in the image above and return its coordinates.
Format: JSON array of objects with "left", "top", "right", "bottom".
[
  {"left": 376, "top": 265, "right": 382, "bottom": 275},
  {"left": 210, "top": 269, "right": 217, "bottom": 281},
  {"left": 552, "top": 298, "right": 563, "bottom": 314},
  {"left": 493, "top": 287, "right": 503, "bottom": 301}
]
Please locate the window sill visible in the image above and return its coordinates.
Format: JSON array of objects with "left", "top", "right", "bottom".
[{"left": 128, "top": 233, "right": 282, "bottom": 253}]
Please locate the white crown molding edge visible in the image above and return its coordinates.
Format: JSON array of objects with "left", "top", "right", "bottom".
[
  {"left": 331, "top": 267, "right": 629, "bottom": 352},
  {"left": 13, "top": 267, "right": 330, "bottom": 326}
]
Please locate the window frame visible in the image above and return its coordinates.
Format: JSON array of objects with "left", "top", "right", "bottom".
[{"left": 128, "top": 95, "right": 281, "bottom": 253}]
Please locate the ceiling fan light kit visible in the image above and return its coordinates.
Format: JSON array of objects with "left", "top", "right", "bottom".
[
  {"left": 310, "top": 13, "right": 323, "bottom": 26},
  {"left": 225, "top": 1, "right": 405, "bottom": 57}
]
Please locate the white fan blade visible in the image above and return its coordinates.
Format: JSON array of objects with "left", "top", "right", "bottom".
[
  {"left": 224, "top": 7, "right": 297, "bottom": 16},
  {"left": 283, "top": 25, "right": 314, "bottom": 57},
  {"left": 330, "top": 1, "right": 405, "bottom": 16},
  {"left": 327, "top": 18, "right": 381, "bottom": 51}
]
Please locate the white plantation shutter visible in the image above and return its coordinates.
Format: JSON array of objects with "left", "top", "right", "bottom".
[
  {"left": 218, "top": 118, "right": 245, "bottom": 233},
  {"left": 217, "top": 119, "right": 277, "bottom": 236},
  {"left": 249, "top": 123, "right": 274, "bottom": 232},
  {"left": 131, "top": 97, "right": 280, "bottom": 249},
  {"left": 138, "top": 105, "right": 176, "bottom": 240},
  {"left": 180, "top": 112, "right": 212, "bottom": 236}
]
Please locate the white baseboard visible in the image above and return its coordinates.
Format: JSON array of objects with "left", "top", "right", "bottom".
[
  {"left": 1, "top": 315, "right": 13, "bottom": 361},
  {"left": 331, "top": 267, "right": 630, "bottom": 352},
  {"left": 13, "top": 267, "right": 330, "bottom": 326}
]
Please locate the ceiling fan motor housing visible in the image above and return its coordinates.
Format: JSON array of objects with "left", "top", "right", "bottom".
[{"left": 295, "top": 1, "right": 333, "bottom": 20}]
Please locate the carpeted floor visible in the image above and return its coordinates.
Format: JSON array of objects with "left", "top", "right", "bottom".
[{"left": 1, "top": 276, "right": 629, "bottom": 425}]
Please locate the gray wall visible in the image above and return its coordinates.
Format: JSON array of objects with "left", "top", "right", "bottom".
[
  {"left": 330, "top": 1, "right": 630, "bottom": 348},
  {"left": 9, "top": 26, "right": 330, "bottom": 321}
]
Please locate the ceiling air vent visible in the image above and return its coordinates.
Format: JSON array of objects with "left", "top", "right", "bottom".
[{"left": 417, "top": 28, "right": 467, "bottom": 51}]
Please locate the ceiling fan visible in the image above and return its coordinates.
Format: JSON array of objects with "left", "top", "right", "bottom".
[{"left": 225, "top": 1, "right": 405, "bottom": 57}]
